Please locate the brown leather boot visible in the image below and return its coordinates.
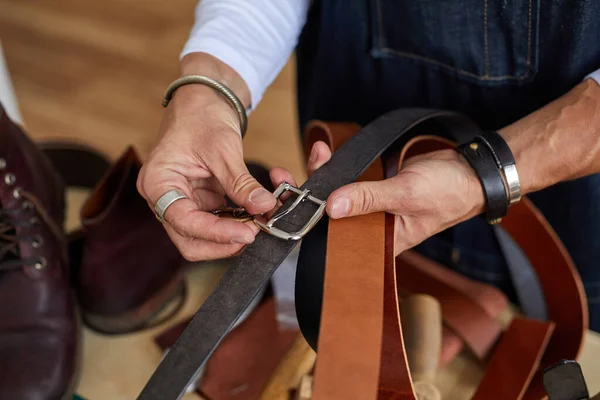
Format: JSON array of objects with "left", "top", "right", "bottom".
[
  {"left": 0, "top": 106, "right": 79, "bottom": 399},
  {"left": 77, "top": 146, "right": 185, "bottom": 334}
]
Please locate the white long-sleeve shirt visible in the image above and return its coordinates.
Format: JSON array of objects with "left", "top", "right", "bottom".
[
  {"left": 181, "top": 0, "right": 600, "bottom": 112},
  {"left": 0, "top": 42, "right": 22, "bottom": 125},
  {"left": 181, "top": 0, "right": 310, "bottom": 110}
]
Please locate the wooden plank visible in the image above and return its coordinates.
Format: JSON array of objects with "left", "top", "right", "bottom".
[{"left": 259, "top": 334, "right": 316, "bottom": 400}]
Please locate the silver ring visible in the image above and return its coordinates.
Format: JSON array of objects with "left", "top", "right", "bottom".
[{"left": 154, "top": 189, "right": 188, "bottom": 223}]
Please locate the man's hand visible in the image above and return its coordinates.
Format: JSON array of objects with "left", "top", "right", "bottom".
[
  {"left": 137, "top": 54, "right": 276, "bottom": 261},
  {"left": 270, "top": 141, "right": 485, "bottom": 254},
  {"left": 269, "top": 80, "right": 600, "bottom": 256}
]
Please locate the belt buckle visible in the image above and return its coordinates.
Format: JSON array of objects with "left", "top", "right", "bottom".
[{"left": 254, "top": 182, "right": 326, "bottom": 241}]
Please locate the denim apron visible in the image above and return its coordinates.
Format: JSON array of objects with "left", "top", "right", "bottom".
[{"left": 296, "top": 0, "right": 600, "bottom": 330}]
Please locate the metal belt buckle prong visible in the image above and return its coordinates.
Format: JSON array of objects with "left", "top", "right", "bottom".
[
  {"left": 211, "top": 207, "right": 254, "bottom": 223},
  {"left": 254, "top": 182, "right": 326, "bottom": 241}
]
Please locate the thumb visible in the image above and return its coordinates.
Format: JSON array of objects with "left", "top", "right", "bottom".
[
  {"left": 212, "top": 155, "right": 277, "bottom": 215},
  {"left": 327, "top": 179, "right": 400, "bottom": 219}
]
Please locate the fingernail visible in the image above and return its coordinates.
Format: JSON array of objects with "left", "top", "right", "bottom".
[
  {"left": 232, "top": 235, "right": 255, "bottom": 244},
  {"left": 308, "top": 146, "right": 319, "bottom": 164},
  {"left": 330, "top": 196, "right": 350, "bottom": 219},
  {"left": 250, "top": 188, "right": 274, "bottom": 207}
]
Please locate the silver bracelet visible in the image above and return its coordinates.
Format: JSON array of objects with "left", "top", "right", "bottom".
[
  {"left": 477, "top": 132, "right": 521, "bottom": 205},
  {"left": 162, "top": 75, "right": 248, "bottom": 137}
]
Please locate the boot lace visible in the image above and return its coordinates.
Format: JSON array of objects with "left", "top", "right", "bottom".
[
  {"left": 0, "top": 156, "right": 66, "bottom": 272},
  {"left": 0, "top": 197, "right": 46, "bottom": 271}
]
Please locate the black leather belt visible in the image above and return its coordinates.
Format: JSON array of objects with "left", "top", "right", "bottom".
[
  {"left": 136, "top": 109, "right": 538, "bottom": 399},
  {"left": 136, "top": 109, "right": 482, "bottom": 399}
]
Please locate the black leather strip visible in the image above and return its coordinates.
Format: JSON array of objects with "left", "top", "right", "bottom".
[
  {"left": 543, "top": 360, "right": 589, "bottom": 400},
  {"left": 478, "top": 131, "right": 516, "bottom": 168},
  {"left": 136, "top": 109, "right": 482, "bottom": 400},
  {"left": 457, "top": 139, "right": 508, "bottom": 222}
]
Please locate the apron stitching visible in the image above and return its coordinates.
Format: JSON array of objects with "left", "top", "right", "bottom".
[
  {"left": 375, "top": 0, "right": 384, "bottom": 48},
  {"left": 526, "top": 0, "right": 533, "bottom": 70},
  {"left": 484, "top": 0, "right": 490, "bottom": 77},
  {"left": 379, "top": 47, "right": 529, "bottom": 81},
  {"left": 374, "top": 0, "right": 534, "bottom": 81}
]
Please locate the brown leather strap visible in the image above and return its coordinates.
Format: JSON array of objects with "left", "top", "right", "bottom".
[
  {"left": 397, "top": 251, "right": 503, "bottom": 360},
  {"left": 310, "top": 120, "right": 387, "bottom": 400},
  {"left": 397, "top": 250, "right": 508, "bottom": 367},
  {"left": 471, "top": 318, "right": 554, "bottom": 400},
  {"left": 394, "top": 137, "right": 506, "bottom": 365},
  {"left": 311, "top": 212, "right": 388, "bottom": 400},
  {"left": 379, "top": 212, "right": 415, "bottom": 400},
  {"left": 154, "top": 296, "right": 298, "bottom": 400},
  {"left": 390, "top": 136, "right": 586, "bottom": 399},
  {"left": 308, "top": 123, "right": 586, "bottom": 400},
  {"left": 398, "top": 250, "right": 508, "bottom": 319},
  {"left": 504, "top": 198, "right": 587, "bottom": 400}
]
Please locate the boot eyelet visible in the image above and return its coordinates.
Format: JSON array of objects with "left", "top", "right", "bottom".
[
  {"left": 34, "top": 257, "right": 47, "bottom": 270},
  {"left": 0, "top": 158, "right": 6, "bottom": 169},
  {"left": 13, "top": 187, "right": 22, "bottom": 199},
  {"left": 4, "top": 173, "right": 16, "bottom": 185},
  {"left": 32, "top": 236, "right": 44, "bottom": 248},
  {"left": 22, "top": 200, "right": 34, "bottom": 210}
]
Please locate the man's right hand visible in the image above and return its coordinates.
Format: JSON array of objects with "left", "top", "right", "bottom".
[{"left": 137, "top": 72, "right": 276, "bottom": 261}]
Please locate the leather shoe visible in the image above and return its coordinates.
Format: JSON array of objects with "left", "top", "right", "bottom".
[
  {"left": 76, "top": 146, "right": 185, "bottom": 334},
  {"left": 0, "top": 106, "right": 79, "bottom": 400}
]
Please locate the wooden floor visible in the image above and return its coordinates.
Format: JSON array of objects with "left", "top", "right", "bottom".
[
  {"left": 0, "top": 0, "right": 307, "bottom": 179},
  {"left": 2, "top": 1, "right": 600, "bottom": 399}
]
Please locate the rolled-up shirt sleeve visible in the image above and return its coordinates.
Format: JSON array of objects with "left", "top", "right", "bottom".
[
  {"left": 182, "top": 0, "right": 310, "bottom": 111},
  {"left": 586, "top": 68, "right": 600, "bottom": 87}
]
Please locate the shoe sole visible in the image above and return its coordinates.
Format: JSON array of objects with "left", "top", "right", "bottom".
[{"left": 82, "top": 274, "right": 187, "bottom": 335}]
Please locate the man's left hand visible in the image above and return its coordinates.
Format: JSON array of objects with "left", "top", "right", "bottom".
[{"left": 270, "top": 140, "right": 486, "bottom": 255}]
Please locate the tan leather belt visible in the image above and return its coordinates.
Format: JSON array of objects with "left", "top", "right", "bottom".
[{"left": 307, "top": 123, "right": 587, "bottom": 400}]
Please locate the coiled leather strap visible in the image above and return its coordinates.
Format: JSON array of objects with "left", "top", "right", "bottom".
[{"left": 457, "top": 138, "right": 508, "bottom": 223}]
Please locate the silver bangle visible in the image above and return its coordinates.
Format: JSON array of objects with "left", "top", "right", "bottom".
[
  {"left": 162, "top": 75, "right": 248, "bottom": 137},
  {"left": 501, "top": 163, "right": 521, "bottom": 205}
]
